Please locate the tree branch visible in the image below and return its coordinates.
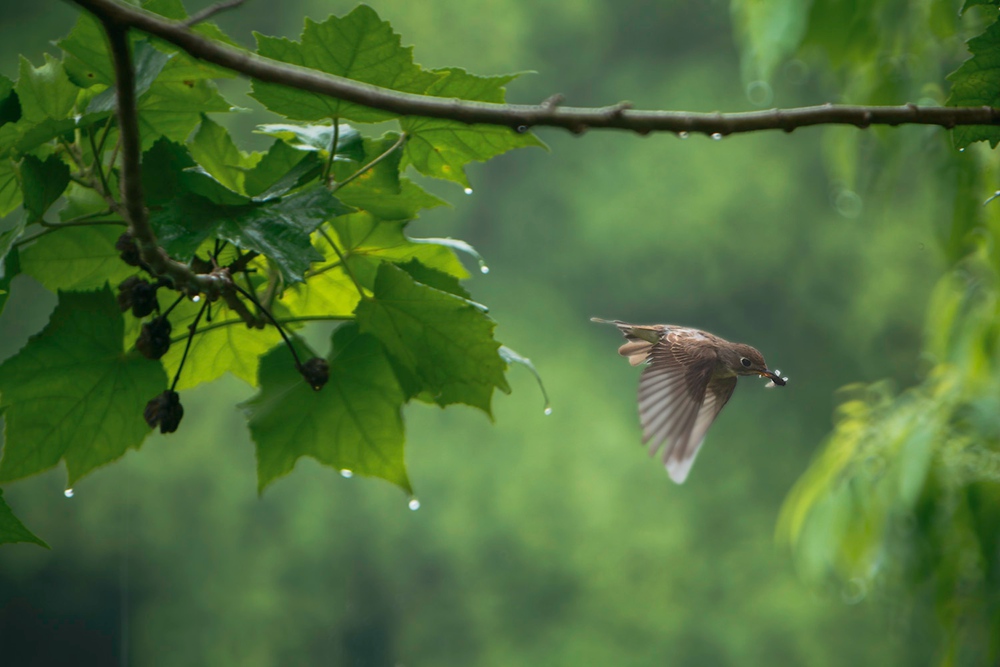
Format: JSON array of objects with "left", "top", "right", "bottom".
[
  {"left": 100, "top": 16, "right": 236, "bottom": 300},
  {"left": 75, "top": 0, "right": 1000, "bottom": 136}
]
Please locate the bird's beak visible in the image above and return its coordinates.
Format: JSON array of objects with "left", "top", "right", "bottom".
[{"left": 760, "top": 370, "right": 787, "bottom": 386}]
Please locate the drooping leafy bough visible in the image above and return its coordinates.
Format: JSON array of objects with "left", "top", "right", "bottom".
[{"left": 0, "top": 0, "right": 547, "bottom": 546}]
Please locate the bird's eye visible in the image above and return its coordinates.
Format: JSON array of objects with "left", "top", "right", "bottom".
[{"left": 740, "top": 357, "right": 752, "bottom": 368}]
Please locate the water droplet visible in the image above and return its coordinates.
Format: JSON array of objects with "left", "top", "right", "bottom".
[
  {"left": 841, "top": 577, "right": 868, "bottom": 604},
  {"left": 677, "top": 131, "right": 689, "bottom": 139},
  {"left": 479, "top": 265, "right": 490, "bottom": 274},
  {"left": 64, "top": 488, "right": 74, "bottom": 498},
  {"left": 543, "top": 406, "right": 553, "bottom": 416},
  {"left": 408, "top": 498, "right": 421, "bottom": 511},
  {"left": 192, "top": 295, "right": 201, "bottom": 302},
  {"left": 711, "top": 133, "right": 723, "bottom": 141},
  {"left": 745, "top": 80, "right": 773, "bottom": 107},
  {"left": 464, "top": 187, "right": 474, "bottom": 195},
  {"left": 958, "top": 147, "right": 965, "bottom": 152},
  {"left": 340, "top": 469, "right": 353, "bottom": 478},
  {"left": 516, "top": 125, "right": 528, "bottom": 133},
  {"left": 833, "top": 189, "right": 863, "bottom": 218}
]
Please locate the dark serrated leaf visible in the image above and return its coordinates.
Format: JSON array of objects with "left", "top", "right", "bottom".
[
  {"left": 355, "top": 262, "right": 508, "bottom": 415},
  {"left": 0, "top": 489, "right": 48, "bottom": 548},
  {"left": 401, "top": 68, "right": 545, "bottom": 187},
  {"left": 0, "top": 75, "right": 20, "bottom": 126},
  {"left": 19, "top": 154, "right": 70, "bottom": 221},
  {"left": 0, "top": 287, "right": 167, "bottom": 484},
  {"left": 396, "top": 259, "right": 470, "bottom": 299},
  {"left": 947, "top": 18, "right": 1000, "bottom": 147},
  {"left": 244, "top": 141, "right": 322, "bottom": 199},
  {"left": 242, "top": 324, "right": 410, "bottom": 493},
  {"left": 0, "top": 248, "right": 20, "bottom": 317},
  {"left": 250, "top": 6, "right": 441, "bottom": 122}
]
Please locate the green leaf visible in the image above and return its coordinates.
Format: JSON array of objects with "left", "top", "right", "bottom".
[
  {"left": 159, "top": 299, "right": 282, "bottom": 390},
  {"left": 947, "top": 17, "right": 1000, "bottom": 148},
  {"left": 242, "top": 323, "right": 410, "bottom": 493},
  {"left": 0, "top": 488, "right": 48, "bottom": 548},
  {"left": 400, "top": 69, "right": 544, "bottom": 187},
  {"left": 332, "top": 214, "right": 468, "bottom": 282},
  {"left": 396, "top": 258, "right": 470, "bottom": 299},
  {"left": 19, "top": 154, "right": 70, "bottom": 221},
  {"left": 136, "top": 79, "right": 232, "bottom": 150},
  {"left": 150, "top": 185, "right": 349, "bottom": 282},
  {"left": 142, "top": 137, "right": 196, "bottom": 206},
  {"left": 58, "top": 13, "right": 115, "bottom": 87},
  {"left": 0, "top": 158, "right": 23, "bottom": 216},
  {"left": 0, "top": 287, "right": 167, "bottom": 484},
  {"left": 19, "top": 224, "right": 134, "bottom": 292},
  {"left": 336, "top": 176, "right": 447, "bottom": 221},
  {"left": 499, "top": 345, "right": 551, "bottom": 415},
  {"left": 86, "top": 41, "right": 171, "bottom": 114},
  {"left": 250, "top": 6, "right": 441, "bottom": 122},
  {"left": 962, "top": 0, "right": 999, "bottom": 12},
  {"left": 355, "top": 262, "right": 509, "bottom": 415},
  {"left": 255, "top": 122, "right": 363, "bottom": 158},
  {"left": 332, "top": 133, "right": 403, "bottom": 195},
  {"left": 243, "top": 140, "right": 322, "bottom": 199},
  {"left": 188, "top": 115, "right": 258, "bottom": 195},
  {"left": 15, "top": 55, "right": 78, "bottom": 123}
]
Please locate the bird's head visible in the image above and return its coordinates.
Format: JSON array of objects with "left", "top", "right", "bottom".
[{"left": 725, "top": 343, "right": 785, "bottom": 385}]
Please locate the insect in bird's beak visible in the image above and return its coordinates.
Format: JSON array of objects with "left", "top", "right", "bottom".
[{"left": 761, "top": 369, "right": 788, "bottom": 388}]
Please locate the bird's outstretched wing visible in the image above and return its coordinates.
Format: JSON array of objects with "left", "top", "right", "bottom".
[{"left": 638, "top": 331, "right": 732, "bottom": 484}]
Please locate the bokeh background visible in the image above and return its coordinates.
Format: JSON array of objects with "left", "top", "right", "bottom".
[{"left": 0, "top": 0, "right": 953, "bottom": 664}]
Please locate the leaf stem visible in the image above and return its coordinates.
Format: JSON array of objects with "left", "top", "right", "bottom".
[
  {"left": 170, "top": 299, "right": 209, "bottom": 391},
  {"left": 160, "top": 293, "right": 185, "bottom": 319},
  {"left": 166, "top": 314, "right": 353, "bottom": 344},
  {"left": 231, "top": 283, "right": 304, "bottom": 369},
  {"left": 323, "top": 118, "right": 340, "bottom": 186},
  {"left": 88, "top": 126, "right": 111, "bottom": 197},
  {"left": 319, "top": 227, "right": 365, "bottom": 297},
  {"left": 331, "top": 132, "right": 407, "bottom": 193}
]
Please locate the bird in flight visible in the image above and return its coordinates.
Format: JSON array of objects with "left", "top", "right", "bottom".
[{"left": 592, "top": 318, "right": 787, "bottom": 484}]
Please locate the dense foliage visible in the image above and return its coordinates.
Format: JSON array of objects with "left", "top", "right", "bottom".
[{"left": 0, "top": 0, "right": 545, "bottom": 542}]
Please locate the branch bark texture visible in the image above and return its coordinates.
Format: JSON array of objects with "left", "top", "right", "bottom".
[{"left": 75, "top": 0, "right": 1000, "bottom": 137}]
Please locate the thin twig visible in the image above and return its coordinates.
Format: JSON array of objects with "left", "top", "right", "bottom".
[
  {"left": 231, "top": 283, "right": 305, "bottom": 369},
  {"left": 87, "top": 126, "right": 111, "bottom": 197},
  {"left": 319, "top": 227, "right": 365, "bottom": 296},
  {"left": 72, "top": 0, "right": 1000, "bottom": 137},
  {"left": 170, "top": 299, "right": 209, "bottom": 391},
  {"left": 331, "top": 132, "right": 407, "bottom": 193},
  {"left": 181, "top": 0, "right": 246, "bottom": 27}
]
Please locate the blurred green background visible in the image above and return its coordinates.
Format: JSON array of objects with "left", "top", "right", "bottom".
[{"left": 0, "top": 0, "right": 956, "bottom": 664}]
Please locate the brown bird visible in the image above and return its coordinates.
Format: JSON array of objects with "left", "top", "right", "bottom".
[{"left": 592, "top": 318, "right": 787, "bottom": 483}]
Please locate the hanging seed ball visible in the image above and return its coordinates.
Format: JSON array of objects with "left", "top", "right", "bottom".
[
  {"left": 117, "top": 275, "right": 143, "bottom": 312},
  {"left": 116, "top": 232, "right": 142, "bottom": 267},
  {"left": 300, "top": 357, "right": 330, "bottom": 391},
  {"left": 136, "top": 316, "right": 172, "bottom": 360},
  {"left": 144, "top": 390, "right": 184, "bottom": 434}
]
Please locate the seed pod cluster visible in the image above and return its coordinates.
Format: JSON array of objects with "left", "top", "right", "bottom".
[
  {"left": 115, "top": 232, "right": 142, "bottom": 267},
  {"left": 117, "top": 276, "right": 159, "bottom": 318},
  {"left": 144, "top": 390, "right": 184, "bottom": 434},
  {"left": 300, "top": 357, "right": 330, "bottom": 391},
  {"left": 137, "top": 316, "right": 172, "bottom": 360}
]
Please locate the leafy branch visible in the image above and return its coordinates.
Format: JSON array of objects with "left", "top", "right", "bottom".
[{"left": 73, "top": 0, "right": 1000, "bottom": 137}]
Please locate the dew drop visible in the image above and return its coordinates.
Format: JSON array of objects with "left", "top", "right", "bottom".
[
  {"left": 340, "top": 469, "right": 353, "bottom": 478},
  {"left": 64, "top": 488, "right": 74, "bottom": 498},
  {"left": 543, "top": 406, "right": 553, "bottom": 416},
  {"left": 464, "top": 187, "right": 474, "bottom": 195},
  {"left": 192, "top": 295, "right": 201, "bottom": 303},
  {"left": 711, "top": 133, "right": 723, "bottom": 141},
  {"left": 480, "top": 265, "right": 490, "bottom": 275},
  {"left": 958, "top": 147, "right": 965, "bottom": 152},
  {"left": 677, "top": 131, "right": 689, "bottom": 139},
  {"left": 834, "top": 189, "right": 863, "bottom": 218},
  {"left": 408, "top": 498, "right": 421, "bottom": 511},
  {"left": 745, "top": 80, "right": 773, "bottom": 107},
  {"left": 516, "top": 125, "right": 528, "bottom": 133}
]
